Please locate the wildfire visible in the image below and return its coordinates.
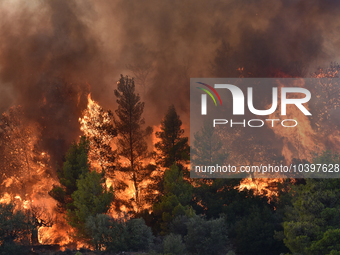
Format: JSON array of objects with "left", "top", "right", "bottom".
[
  {"left": 152, "top": 124, "right": 162, "bottom": 147},
  {"left": 235, "top": 75, "right": 340, "bottom": 196},
  {"left": 239, "top": 178, "right": 281, "bottom": 198},
  {"left": 267, "top": 79, "right": 323, "bottom": 163},
  {"left": 79, "top": 94, "right": 136, "bottom": 214},
  {"left": 1, "top": 74, "right": 338, "bottom": 251},
  {"left": 0, "top": 106, "right": 80, "bottom": 248},
  {"left": 79, "top": 93, "right": 116, "bottom": 171}
]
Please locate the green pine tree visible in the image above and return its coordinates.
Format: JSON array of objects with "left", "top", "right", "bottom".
[
  {"left": 153, "top": 164, "right": 194, "bottom": 234},
  {"left": 67, "top": 170, "right": 114, "bottom": 240},
  {"left": 49, "top": 136, "right": 90, "bottom": 212}
]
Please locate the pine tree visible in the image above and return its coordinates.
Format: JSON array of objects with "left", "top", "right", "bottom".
[
  {"left": 67, "top": 170, "right": 114, "bottom": 240},
  {"left": 49, "top": 136, "right": 114, "bottom": 242},
  {"left": 146, "top": 105, "right": 190, "bottom": 205},
  {"left": 152, "top": 164, "right": 194, "bottom": 234},
  {"left": 49, "top": 136, "right": 90, "bottom": 212},
  {"left": 114, "top": 75, "right": 154, "bottom": 211},
  {"left": 79, "top": 96, "right": 127, "bottom": 210},
  {"left": 155, "top": 105, "right": 189, "bottom": 168}
]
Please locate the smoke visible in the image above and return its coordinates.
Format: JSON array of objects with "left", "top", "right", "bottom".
[
  {"left": 95, "top": 0, "right": 340, "bottom": 122},
  {"left": 0, "top": 0, "right": 340, "bottom": 162},
  {"left": 0, "top": 0, "right": 112, "bottom": 163}
]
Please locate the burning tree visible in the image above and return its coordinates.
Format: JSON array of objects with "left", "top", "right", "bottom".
[
  {"left": 0, "top": 106, "right": 46, "bottom": 198},
  {"left": 114, "top": 75, "right": 155, "bottom": 212},
  {"left": 79, "top": 94, "right": 117, "bottom": 174},
  {"left": 0, "top": 106, "right": 54, "bottom": 222},
  {"left": 310, "top": 63, "right": 340, "bottom": 145},
  {"left": 145, "top": 105, "right": 190, "bottom": 205},
  {"left": 79, "top": 94, "right": 129, "bottom": 214},
  {"left": 312, "top": 62, "right": 340, "bottom": 78}
]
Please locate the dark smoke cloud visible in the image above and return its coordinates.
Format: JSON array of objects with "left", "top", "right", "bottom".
[
  {"left": 0, "top": 0, "right": 340, "bottom": 162},
  {"left": 0, "top": 0, "right": 112, "bottom": 163},
  {"left": 95, "top": 0, "right": 340, "bottom": 122}
]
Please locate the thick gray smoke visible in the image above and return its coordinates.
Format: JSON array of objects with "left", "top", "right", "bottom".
[{"left": 0, "top": 0, "right": 339, "bottom": 162}]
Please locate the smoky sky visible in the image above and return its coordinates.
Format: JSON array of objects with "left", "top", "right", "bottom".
[{"left": 0, "top": 0, "right": 340, "bottom": 163}]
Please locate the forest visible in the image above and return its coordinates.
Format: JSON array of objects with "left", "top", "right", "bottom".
[
  {"left": 1, "top": 1, "right": 340, "bottom": 254},
  {"left": 1, "top": 73, "right": 340, "bottom": 255}
]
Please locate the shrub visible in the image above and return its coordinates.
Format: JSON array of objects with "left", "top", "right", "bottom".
[
  {"left": 85, "top": 214, "right": 127, "bottom": 252},
  {"left": 168, "top": 215, "right": 190, "bottom": 237},
  {"left": 163, "top": 233, "right": 186, "bottom": 255},
  {"left": 185, "top": 215, "right": 229, "bottom": 255},
  {"left": 85, "top": 215, "right": 153, "bottom": 252},
  {"left": 0, "top": 202, "right": 35, "bottom": 249},
  {"left": 126, "top": 218, "right": 154, "bottom": 251}
]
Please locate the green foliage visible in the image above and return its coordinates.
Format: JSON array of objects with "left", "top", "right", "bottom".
[
  {"left": 114, "top": 74, "right": 154, "bottom": 211},
  {"left": 312, "top": 149, "right": 340, "bottom": 165},
  {"left": 193, "top": 178, "right": 288, "bottom": 254},
  {"left": 155, "top": 105, "right": 189, "bottom": 168},
  {"left": 306, "top": 150, "right": 340, "bottom": 177},
  {"left": 67, "top": 170, "right": 114, "bottom": 240},
  {"left": 163, "top": 233, "right": 186, "bottom": 255},
  {"left": 126, "top": 218, "right": 154, "bottom": 251},
  {"left": 85, "top": 214, "right": 153, "bottom": 252},
  {"left": 309, "top": 229, "right": 340, "bottom": 254},
  {"left": 85, "top": 214, "right": 127, "bottom": 251},
  {"left": 184, "top": 215, "right": 229, "bottom": 255},
  {"left": 153, "top": 164, "right": 194, "bottom": 234},
  {"left": 234, "top": 204, "right": 285, "bottom": 255},
  {"left": 283, "top": 179, "right": 340, "bottom": 254},
  {"left": 282, "top": 151, "right": 340, "bottom": 254},
  {"left": 168, "top": 215, "right": 190, "bottom": 237},
  {"left": 0, "top": 202, "right": 35, "bottom": 253},
  {"left": 192, "top": 178, "right": 243, "bottom": 219},
  {"left": 49, "top": 136, "right": 114, "bottom": 244},
  {"left": 49, "top": 136, "right": 90, "bottom": 211}
]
